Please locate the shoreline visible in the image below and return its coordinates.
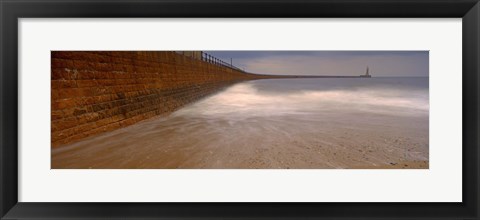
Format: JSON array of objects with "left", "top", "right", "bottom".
[{"left": 52, "top": 78, "right": 428, "bottom": 169}]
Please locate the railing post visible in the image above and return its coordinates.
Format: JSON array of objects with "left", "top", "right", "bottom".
[{"left": 200, "top": 52, "right": 244, "bottom": 72}]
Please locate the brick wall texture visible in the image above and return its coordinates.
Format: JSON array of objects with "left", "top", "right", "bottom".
[{"left": 51, "top": 51, "right": 266, "bottom": 148}]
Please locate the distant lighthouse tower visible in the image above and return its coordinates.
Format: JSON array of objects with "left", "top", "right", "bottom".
[{"left": 360, "top": 66, "right": 372, "bottom": 78}]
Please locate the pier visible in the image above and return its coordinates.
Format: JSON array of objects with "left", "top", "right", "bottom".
[{"left": 51, "top": 51, "right": 371, "bottom": 147}]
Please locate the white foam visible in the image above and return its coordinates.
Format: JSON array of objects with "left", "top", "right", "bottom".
[{"left": 173, "top": 81, "right": 429, "bottom": 119}]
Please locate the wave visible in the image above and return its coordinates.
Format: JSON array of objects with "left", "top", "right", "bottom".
[{"left": 173, "top": 82, "right": 429, "bottom": 120}]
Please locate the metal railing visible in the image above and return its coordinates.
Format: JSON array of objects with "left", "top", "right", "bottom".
[{"left": 201, "top": 52, "right": 244, "bottom": 72}]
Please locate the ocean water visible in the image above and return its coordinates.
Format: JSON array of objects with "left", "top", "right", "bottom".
[
  {"left": 52, "top": 77, "right": 429, "bottom": 169},
  {"left": 174, "top": 77, "right": 429, "bottom": 119}
]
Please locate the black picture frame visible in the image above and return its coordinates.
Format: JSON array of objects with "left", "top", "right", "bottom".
[{"left": 1, "top": 0, "right": 479, "bottom": 219}]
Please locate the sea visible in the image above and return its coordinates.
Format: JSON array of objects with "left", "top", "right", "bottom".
[{"left": 52, "top": 77, "right": 429, "bottom": 169}]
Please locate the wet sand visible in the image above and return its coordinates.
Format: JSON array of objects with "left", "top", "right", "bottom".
[
  {"left": 52, "top": 78, "right": 429, "bottom": 169},
  {"left": 52, "top": 113, "right": 428, "bottom": 169}
]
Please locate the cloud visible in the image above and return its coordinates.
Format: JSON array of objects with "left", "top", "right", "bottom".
[{"left": 204, "top": 51, "right": 429, "bottom": 77}]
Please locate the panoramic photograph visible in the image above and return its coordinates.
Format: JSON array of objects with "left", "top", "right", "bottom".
[{"left": 51, "top": 51, "right": 429, "bottom": 169}]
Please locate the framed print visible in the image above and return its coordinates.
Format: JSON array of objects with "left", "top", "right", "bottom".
[
  {"left": 49, "top": 50, "right": 430, "bottom": 169},
  {"left": 1, "top": 0, "right": 479, "bottom": 219}
]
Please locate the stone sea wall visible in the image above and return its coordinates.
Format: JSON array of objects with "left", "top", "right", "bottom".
[{"left": 51, "top": 51, "right": 264, "bottom": 148}]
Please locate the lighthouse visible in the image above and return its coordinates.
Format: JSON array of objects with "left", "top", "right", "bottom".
[{"left": 360, "top": 66, "right": 372, "bottom": 78}]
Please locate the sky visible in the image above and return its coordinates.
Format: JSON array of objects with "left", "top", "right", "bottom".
[{"left": 203, "top": 51, "right": 429, "bottom": 77}]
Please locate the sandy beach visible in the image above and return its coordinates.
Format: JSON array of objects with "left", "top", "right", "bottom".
[
  {"left": 52, "top": 78, "right": 429, "bottom": 169},
  {"left": 52, "top": 113, "right": 429, "bottom": 169}
]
